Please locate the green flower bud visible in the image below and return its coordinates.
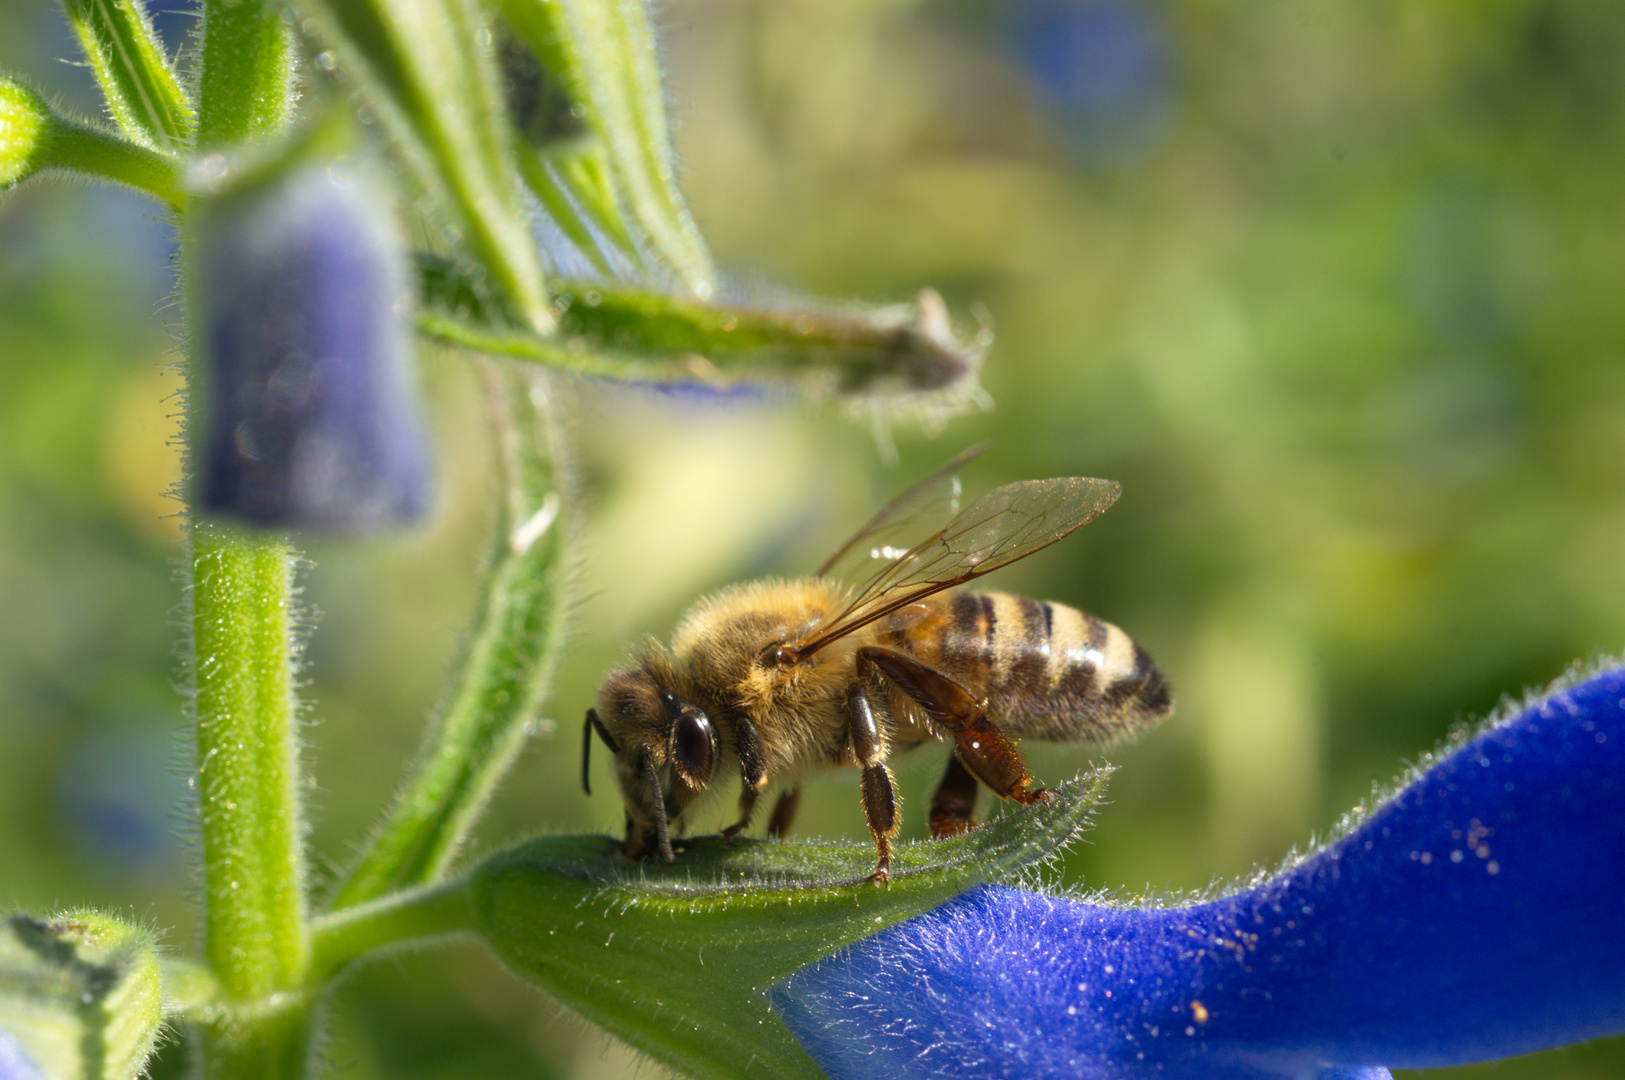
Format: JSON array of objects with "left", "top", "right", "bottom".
[
  {"left": 0, "top": 912, "right": 163, "bottom": 1080},
  {"left": 0, "top": 77, "right": 50, "bottom": 189}
]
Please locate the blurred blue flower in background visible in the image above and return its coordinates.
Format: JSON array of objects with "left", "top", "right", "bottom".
[
  {"left": 774, "top": 662, "right": 1625, "bottom": 1079},
  {"left": 1003, "top": 0, "right": 1173, "bottom": 166},
  {"left": 0, "top": 1029, "right": 40, "bottom": 1080},
  {"left": 56, "top": 722, "right": 186, "bottom": 881},
  {"left": 195, "top": 163, "right": 428, "bottom": 531}
]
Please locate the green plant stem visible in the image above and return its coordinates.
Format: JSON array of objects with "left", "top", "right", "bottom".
[
  {"left": 331, "top": 365, "right": 571, "bottom": 909},
  {"left": 196, "top": 0, "right": 292, "bottom": 148},
  {"left": 190, "top": 525, "right": 309, "bottom": 999},
  {"left": 62, "top": 0, "right": 194, "bottom": 150},
  {"left": 309, "top": 880, "right": 475, "bottom": 983},
  {"left": 44, "top": 116, "right": 182, "bottom": 205},
  {"left": 160, "top": 957, "right": 225, "bottom": 1019},
  {"left": 417, "top": 261, "right": 985, "bottom": 398},
  {"left": 188, "top": 6, "right": 304, "bottom": 1078},
  {"left": 199, "top": 1002, "right": 315, "bottom": 1080}
]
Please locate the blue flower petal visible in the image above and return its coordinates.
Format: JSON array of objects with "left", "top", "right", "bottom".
[
  {"left": 773, "top": 664, "right": 1625, "bottom": 1080},
  {"left": 196, "top": 164, "right": 429, "bottom": 531}
]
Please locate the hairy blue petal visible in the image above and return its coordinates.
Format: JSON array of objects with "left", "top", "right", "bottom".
[
  {"left": 195, "top": 164, "right": 428, "bottom": 531},
  {"left": 773, "top": 665, "right": 1625, "bottom": 1080}
]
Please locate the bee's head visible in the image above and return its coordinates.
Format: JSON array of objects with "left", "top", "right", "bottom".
[{"left": 585, "top": 666, "right": 719, "bottom": 863}]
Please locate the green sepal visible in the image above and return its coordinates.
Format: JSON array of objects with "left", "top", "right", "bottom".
[
  {"left": 468, "top": 768, "right": 1111, "bottom": 1080},
  {"left": 517, "top": 137, "right": 642, "bottom": 280},
  {"left": 288, "top": 0, "right": 554, "bottom": 332},
  {"left": 61, "top": 0, "right": 193, "bottom": 151},
  {"left": 498, "top": 0, "right": 716, "bottom": 298},
  {"left": 0, "top": 77, "right": 50, "bottom": 188},
  {"left": 417, "top": 253, "right": 988, "bottom": 400},
  {"left": 1, "top": 74, "right": 183, "bottom": 204},
  {"left": 0, "top": 911, "right": 163, "bottom": 1080}
]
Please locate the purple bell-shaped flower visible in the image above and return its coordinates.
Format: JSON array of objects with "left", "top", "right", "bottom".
[{"left": 194, "top": 162, "right": 428, "bottom": 531}]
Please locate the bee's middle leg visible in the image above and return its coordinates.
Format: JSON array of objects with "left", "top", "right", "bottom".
[{"left": 848, "top": 684, "right": 897, "bottom": 883}]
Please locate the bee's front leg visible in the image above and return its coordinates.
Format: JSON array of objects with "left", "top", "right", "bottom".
[{"left": 847, "top": 683, "right": 898, "bottom": 884}]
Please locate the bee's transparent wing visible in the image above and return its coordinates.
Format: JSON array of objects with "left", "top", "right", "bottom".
[
  {"left": 793, "top": 476, "right": 1122, "bottom": 657},
  {"left": 815, "top": 442, "right": 990, "bottom": 581}
]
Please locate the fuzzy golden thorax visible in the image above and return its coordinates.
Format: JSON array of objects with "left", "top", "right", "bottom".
[
  {"left": 669, "top": 578, "right": 864, "bottom": 769},
  {"left": 595, "top": 578, "right": 865, "bottom": 838}
]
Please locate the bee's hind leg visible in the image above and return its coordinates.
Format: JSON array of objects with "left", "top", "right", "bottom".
[
  {"left": 857, "top": 645, "right": 1053, "bottom": 811},
  {"left": 722, "top": 718, "right": 769, "bottom": 845},
  {"left": 929, "top": 754, "right": 980, "bottom": 838}
]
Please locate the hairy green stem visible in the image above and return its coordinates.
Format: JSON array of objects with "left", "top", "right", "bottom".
[
  {"left": 189, "top": 525, "right": 308, "bottom": 1000},
  {"left": 44, "top": 117, "right": 183, "bottom": 205},
  {"left": 199, "top": 1000, "right": 316, "bottom": 1080},
  {"left": 310, "top": 880, "right": 475, "bottom": 983},
  {"left": 331, "top": 366, "right": 571, "bottom": 908},
  {"left": 196, "top": 0, "right": 293, "bottom": 148},
  {"left": 416, "top": 260, "right": 985, "bottom": 399},
  {"left": 187, "top": 5, "right": 305, "bottom": 1078},
  {"left": 62, "top": 0, "right": 194, "bottom": 150}
]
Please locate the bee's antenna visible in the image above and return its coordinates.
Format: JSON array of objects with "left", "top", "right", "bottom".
[
  {"left": 641, "top": 746, "right": 676, "bottom": 863},
  {"left": 583, "top": 709, "right": 619, "bottom": 796},
  {"left": 581, "top": 711, "right": 595, "bottom": 796}
]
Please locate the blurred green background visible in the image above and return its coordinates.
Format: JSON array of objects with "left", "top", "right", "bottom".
[{"left": 4, "top": 0, "right": 1625, "bottom": 1076}]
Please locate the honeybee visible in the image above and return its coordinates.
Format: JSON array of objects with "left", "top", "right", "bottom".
[{"left": 582, "top": 447, "right": 1173, "bottom": 881}]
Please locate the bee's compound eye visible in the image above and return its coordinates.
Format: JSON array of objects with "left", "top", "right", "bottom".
[{"left": 671, "top": 710, "right": 718, "bottom": 791}]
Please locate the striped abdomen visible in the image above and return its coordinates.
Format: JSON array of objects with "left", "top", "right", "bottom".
[{"left": 888, "top": 590, "right": 1172, "bottom": 742}]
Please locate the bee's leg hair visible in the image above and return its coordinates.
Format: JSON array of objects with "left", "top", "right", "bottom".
[
  {"left": 856, "top": 645, "right": 1051, "bottom": 809},
  {"left": 928, "top": 753, "right": 980, "bottom": 838},
  {"left": 848, "top": 681, "right": 898, "bottom": 883},
  {"left": 766, "top": 787, "right": 802, "bottom": 839},
  {"left": 722, "top": 717, "right": 769, "bottom": 844}
]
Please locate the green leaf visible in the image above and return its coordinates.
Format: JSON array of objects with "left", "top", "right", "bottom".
[
  {"left": 61, "top": 0, "right": 193, "bottom": 151},
  {"left": 498, "top": 0, "right": 716, "bottom": 298},
  {"left": 289, "top": 0, "right": 555, "bottom": 332},
  {"left": 331, "top": 366, "right": 573, "bottom": 909},
  {"left": 0, "top": 911, "right": 163, "bottom": 1080},
  {"left": 1, "top": 74, "right": 183, "bottom": 203},
  {"left": 468, "top": 768, "right": 1111, "bottom": 1080},
  {"left": 417, "top": 253, "right": 989, "bottom": 401}
]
